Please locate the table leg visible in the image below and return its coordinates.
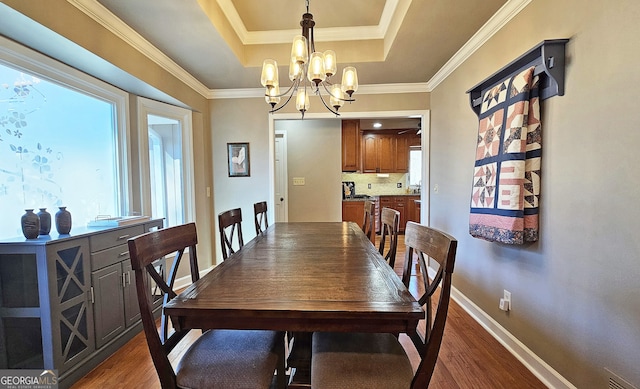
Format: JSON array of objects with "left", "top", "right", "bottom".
[{"left": 286, "top": 332, "right": 311, "bottom": 388}]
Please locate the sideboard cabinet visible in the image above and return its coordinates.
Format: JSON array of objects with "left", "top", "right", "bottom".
[{"left": 0, "top": 219, "right": 163, "bottom": 388}]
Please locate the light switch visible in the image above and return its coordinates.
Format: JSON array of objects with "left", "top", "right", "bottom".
[{"left": 293, "top": 177, "right": 305, "bottom": 186}]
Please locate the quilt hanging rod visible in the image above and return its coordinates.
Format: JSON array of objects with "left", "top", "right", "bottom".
[{"left": 466, "top": 39, "right": 569, "bottom": 116}]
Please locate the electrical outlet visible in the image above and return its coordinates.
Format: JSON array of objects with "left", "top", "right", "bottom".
[
  {"left": 368, "top": 183, "right": 371, "bottom": 189},
  {"left": 292, "top": 177, "right": 305, "bottom": 186},
  {"left": 499, "top": 289, "right": 511, "bottom": 311},
  {"left": 396, "top": 183, "right": 402, "bottom": 188}
]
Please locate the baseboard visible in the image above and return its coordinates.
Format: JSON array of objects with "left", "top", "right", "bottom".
[
  {"left": 177, "top": 265, "right": 574, "bottom": 387},
  {"left": 430, "top": 266, "right": 576, "bottom": 389}
]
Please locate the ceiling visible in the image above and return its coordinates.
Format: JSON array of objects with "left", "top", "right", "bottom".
[{"left": 93, "top": 0, "right": 508, "bottom": 91}]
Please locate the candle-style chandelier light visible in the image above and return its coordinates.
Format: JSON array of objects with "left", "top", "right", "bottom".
[{"left": 260, "top": 0, "right": 358, "bottom": 118}]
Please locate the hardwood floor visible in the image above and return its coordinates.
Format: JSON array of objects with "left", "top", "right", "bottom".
[{"left": 71, "top": 234, "right": 546, "bottom": 389}]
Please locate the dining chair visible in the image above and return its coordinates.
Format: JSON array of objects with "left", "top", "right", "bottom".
[
  {"left": 378, "top": 207, "right": 400, "bottom": 269},
  {"left": 311, "top": 221, "right": 458, "bottom": 389},
  {"left": 127, "top": 222, "right": 286, "bottom": 389},
  {"left": 362, "top": 200, "right": 375, "bottom": 243},
  {"left": 254, "top": 201, "right": 268, "bottom": 235},
  {"left": 218, "top": 207, "right": 244, "bottom": 260}
]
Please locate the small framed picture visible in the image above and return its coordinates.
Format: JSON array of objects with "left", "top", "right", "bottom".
[{"left": 227, "top": 142, "right": 250, "bottom": 177}]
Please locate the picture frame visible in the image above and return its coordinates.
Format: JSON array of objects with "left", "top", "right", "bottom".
[{"left": 227, "top": 142, "right": 250, "bottom": 177}]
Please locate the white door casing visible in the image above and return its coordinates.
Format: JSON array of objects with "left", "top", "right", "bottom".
[{"left": 274, "top": 131, "right": 288, "bottom": 222}]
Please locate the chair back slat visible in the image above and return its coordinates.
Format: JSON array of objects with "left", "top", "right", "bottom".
[
  {"left": 254, "top": 201, "right": 269, "bottom": 234},
  {"left": 378, "top": 207, "right": 400, "bottom": 268},
  {"left": 127, "top": 222, "right": 200, "bottom": 389},
  {"left": 218, "top": 208, "right": 244, "bottom": 260},
  {"left": 362, "top": 200, "right": 375, "bottom": 241},
  {"left": 402, "top": 221, "right": 458, "bottom": 389}
]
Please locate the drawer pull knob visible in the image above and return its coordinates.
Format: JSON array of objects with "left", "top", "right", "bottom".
[
  {"left": 119, "top": 251, "right": 129, "bottom": 257},
  {"left": 117, "top": 234, "right": 130, "bottom": 240}
]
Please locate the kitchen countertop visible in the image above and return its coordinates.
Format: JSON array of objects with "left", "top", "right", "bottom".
[
  {"left": 343, "top": 196, "right": 372, "bottom": 202},
  {"left": 343, "top": 194, "right": 420, "bottom": 201}
]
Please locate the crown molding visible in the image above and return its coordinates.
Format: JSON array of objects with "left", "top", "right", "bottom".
[
  {"left": 67, "top": 0, "right": 211, "bottom": 98},
  {"left": 426, "top": 0, "right": 532, "bottom": 90},
  {"left": 217, "top": 0, "right": 407, "bottom": 45},
  {"left": 209, "top": 82, "right": 428, "bottom": 100},
  {"left": 208, "top": 88, "right": 261, "bottom": 99},
  {"left": 383, "top": 0, "right": 411, "bottom": 58},
  {"left": 246, "top": 25, "right": 386, "bottom": 45},
  {"left": 359, "top": 82, "right": 428, "bottom": 95},
  {"left": 211, "top": 0, "right": 530, "bottom": 99},
  {"left": 68, "top": 0, "right": 529, "bottom": 101}
]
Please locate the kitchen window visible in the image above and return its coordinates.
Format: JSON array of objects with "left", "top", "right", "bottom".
[{"left": 408, "top": 147, "right": 422, "bottom": 187}]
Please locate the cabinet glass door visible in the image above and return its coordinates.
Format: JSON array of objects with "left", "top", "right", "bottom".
[{"left": 49, "top": 239, "right": 95, "bottom": 373}]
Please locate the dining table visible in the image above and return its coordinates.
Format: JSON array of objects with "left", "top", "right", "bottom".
[{"left": 164, "top": 221, "right": 424, "bottom": 387}]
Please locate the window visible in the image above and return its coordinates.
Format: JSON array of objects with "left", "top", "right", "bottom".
[
  {"left": 137, "top": 98, "right": 194, "bottom": 227},
  {"left": 0, "top": 40, "right": 128, "bottom": 238},
  {"left": 408, "top": 147, "right": 422, "bottom": 187},
  {"left": 147, "top": 115, "right": 185, "bottom": 227}
]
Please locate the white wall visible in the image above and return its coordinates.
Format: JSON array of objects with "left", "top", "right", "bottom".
[
  {"left": 275, "top": 119, "right": 342, "bottom": 222},
  {"left": 430, "top": 0, "right": 640, "bottom": 387},
  {"left": 210, "top": 99, "right": 272, "bottom": 263}
]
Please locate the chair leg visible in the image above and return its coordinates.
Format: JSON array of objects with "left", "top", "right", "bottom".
[{"left": 276, "top": 334, "right": 287, "bottom": 389}]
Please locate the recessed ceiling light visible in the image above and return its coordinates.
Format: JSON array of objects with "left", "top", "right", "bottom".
[{"left": 373, "top": 122, "right": 382, "bottom": 128}]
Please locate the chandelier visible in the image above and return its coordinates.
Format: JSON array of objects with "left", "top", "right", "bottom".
[{"left": 260, "top": 0, "right": 358, "bottom": 118}]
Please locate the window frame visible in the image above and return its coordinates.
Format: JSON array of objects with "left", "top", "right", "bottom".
[
  {"left": 136, "top": 96, "right": 195, "bottom": 225},
  {"left": 0, "top": 35, "right": 132, "bottom": 217}
]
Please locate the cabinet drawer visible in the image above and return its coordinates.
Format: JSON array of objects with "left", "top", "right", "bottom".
[
  {"left": 89, "top": 225, "right": 144, "bottom": 253},
  {"left": 379, "top": 197, "right": 393, "bottom": 206},
  {"left": 91, "top": 244, "right": 130, "bottom": 271}
]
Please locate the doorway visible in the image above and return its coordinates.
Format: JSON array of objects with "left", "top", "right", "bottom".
[{"left": 269, "top": 110, "right": 430, "bottom": 225}]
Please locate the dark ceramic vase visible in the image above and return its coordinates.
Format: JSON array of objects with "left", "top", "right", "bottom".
[
  {"left": 37, "top": 208, "right": 52, "bottom": 235},
  {"left": 21, "top": 209, "right": 40, "bottom": 239},
  {"left": 55, "top": 206, "right": 72, "bottom": 234}
]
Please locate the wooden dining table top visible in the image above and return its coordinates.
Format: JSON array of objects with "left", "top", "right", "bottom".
[{"left": 165, "top": 222, "right": 424, "bottom": 334}]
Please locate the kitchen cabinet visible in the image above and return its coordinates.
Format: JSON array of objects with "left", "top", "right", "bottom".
[
  {"left": 395, "top": 136, "right": 410, "bottom": 173},
  {"left": 341, "top": 119, "right": 361, "bottom": 172},
  {"left": 362, "top": 134, "right": 394, "bottom": 173},
  {"left": 379, "top": 196, "right": 393, "bottom": 213},
  {"left": 395, "top": 196, "right": 407, "bottom": 231},
  {"left": 361, "top": 132, "right": 420, "bottom": 174},
  {"left": 0, "top": 218, "right": 163, "bottom": 388},
  {"left": 407, "top": 196, "right": 421, "bottom": 224},
  {"left": 342, "top": 201, "right": 376, "bottom": 244},
  {"left": 342, "top": 201, "right": 364, "bottom": 228},
  {"left": 378, "top": 195, "right": 419, "bottom": 232}
]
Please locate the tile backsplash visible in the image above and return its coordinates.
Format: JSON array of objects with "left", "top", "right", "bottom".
[{"left": 342, "top": 172, "right": 417, "bottom": 196}]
